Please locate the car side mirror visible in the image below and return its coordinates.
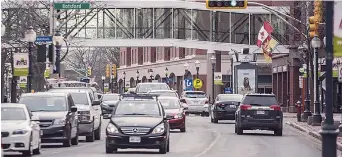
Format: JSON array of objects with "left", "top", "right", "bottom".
[
  {"left": 164, "top": 115, "right": 173, "bottom": 120},
  {"left": 31, "top": 115, "right": 39, "bottom": 121},
  {"left": 71, "top": 106, "right": 78, "bottom": 112},
  {"left": 92, "top": 100, "right": 101, "bottom": 106}
]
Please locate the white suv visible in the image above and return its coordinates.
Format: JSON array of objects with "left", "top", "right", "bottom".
[{"left": 49, "top": 90, "right": 102, "bottom": 142}]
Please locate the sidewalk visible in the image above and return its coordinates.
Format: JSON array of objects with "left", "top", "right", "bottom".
[{"left": 284, "top": 112, "right": 342, "bottom": 150}]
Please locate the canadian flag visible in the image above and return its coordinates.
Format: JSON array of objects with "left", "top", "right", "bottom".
[{"left": 256, "top": 21, "right": 274, "bottom": 47}]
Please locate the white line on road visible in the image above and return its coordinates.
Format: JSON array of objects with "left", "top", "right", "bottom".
[{"left": 192, "top": 129, "right": 221, "bottom": 157}]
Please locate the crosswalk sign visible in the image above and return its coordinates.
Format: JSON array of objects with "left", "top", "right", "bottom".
[{"left": 193, "top": 79, "right": 203, "bottom": 89}]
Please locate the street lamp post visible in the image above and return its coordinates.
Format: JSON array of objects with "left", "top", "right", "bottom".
[
  {"left": 320, "top": 2, "right": 338, "bottom": 157},
  {"left": 54, "top": 30, "right": 64, "bottom": 78},
  {"left": 101, "top": 76, "right": 105, "bottom": 93},
  {"left": 165, "top": 67, "right": 169, "bottom": 84},
  {"left": 195, "top": 60, "right": 200, "bottom": 79},
  {"left": 25, "top": 26, "right": 36, "bottom": 93},
  {"left": 210, "top": 56, "right": 216, "bottom": 103},
  {"left": 123, "top": 72, "right": 126, "bottom": 93},
  {"left": 136, "top": 70, "right": 140, "bottom": 85},
  {"left": 149, "top": 69, "right": 153, "bottom": 82},
  {"left": 302, "top": 47, "right": 312, "bottom": 121},
  {"left": 311, "top": 35, "right": 322, "bottom": 125}
]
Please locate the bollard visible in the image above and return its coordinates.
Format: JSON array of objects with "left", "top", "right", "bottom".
[{"left": 296, "top": 100, "right": 302, "bottom": 122}]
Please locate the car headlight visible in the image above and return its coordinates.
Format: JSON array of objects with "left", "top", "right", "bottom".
[
  {"left": 174, "top": 113, "right": 183, "bottom": 119},
  {"left": 13, "top": 129, "right": 29, "bottom": 135},
  {"left": 152, "top": 123, "right": 165, "bottom": 134},
  {"left": 107, "top": 123, "right": 119, "bottom": 134},
  {"left": 53, "top": 118, "right": 66, "bottom": 125}
]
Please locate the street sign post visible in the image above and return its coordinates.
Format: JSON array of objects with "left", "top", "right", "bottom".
[
  {"left": 35, "top": 36, "right": 53, "bottom": 45},
  {"left": 54, "top": 3, "right": 91, "bottom": 9},
  {"left": 193, "top": 79, "right": 203, "bottom": 89}
]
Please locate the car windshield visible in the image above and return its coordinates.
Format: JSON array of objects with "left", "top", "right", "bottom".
[
  {"left": 242, "top": 95, "right": 278, "bottom": 106},
  {"left": 70, "top": 93, "right": 89, "bottom": 105},
  {"left": 114, "top": 101, "right": 160, "bottom": 116},
  {"left": 102, "top": 94, "right": 120, "bottom": 101},
  {"left": 149, "top": 91, "right": 177, "bottom": 97},
  {"left": 1, "top": 107, "right": 27, "bottom": 120},
  {"left": 185, "top": 92, "right": 206, "bottom": 98},
  {"left": 218, "top": 95, "right": 243, "bottom": 102},
  {"left": 19, "top": 96, "right": 67, "bottom": 112},
  {"left": 136, "top": 84, "right": 169, "bottom": 93},
  {"left": 159, "top": 99, "right": 180, "bottom": 109}
]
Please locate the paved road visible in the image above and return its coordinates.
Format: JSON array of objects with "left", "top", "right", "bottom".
[{"left": 5, "top": 116, "right": 322, "bottom": 157}]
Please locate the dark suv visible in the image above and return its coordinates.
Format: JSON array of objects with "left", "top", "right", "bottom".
[
  {"left": 235, "top": 93, "right": 283, "bottom": 136},
  {"left": 19, "top": 92, "right": 79, "bottom": 147},
  {"left": 105, "top": 94, "right": 172, "bottom": 154}
]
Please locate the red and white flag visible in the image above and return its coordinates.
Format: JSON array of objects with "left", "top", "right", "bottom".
[{"left": 256, "top": 21, "right": 274, "bottom": 47}]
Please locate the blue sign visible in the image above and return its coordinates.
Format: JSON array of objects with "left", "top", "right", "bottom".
[
  {"left": 224, "top": 87, "right": 233, "bottom": 94},
  {"left": 35, "top": 36, "right": 53, "bottom": 45},
  {"left": 184, "top": 79, "right": 193, "bottom": 87}
]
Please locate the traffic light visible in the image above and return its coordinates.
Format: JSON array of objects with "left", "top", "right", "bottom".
[
  {"left": 112, "top": 64, "right": 117, "bottom": 78},
  {"left": 106, "top": 64, "right": 110, "bottom": 78},
  {"left": 309, "top": 0, "right": 322, "bottom": 38},
  {"left": 206, "top": 0, "right": 247, "bottom": 9},
  {"left": 87, "top": 66, "right": 92, "bottom": 76}
]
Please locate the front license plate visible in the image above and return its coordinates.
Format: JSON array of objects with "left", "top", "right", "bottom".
[
  {"left": 129, "top": 136, "right": 141, "bottom": 143},
  {"left": 256, "top": 111, "right": 265, "bottom": 114}
]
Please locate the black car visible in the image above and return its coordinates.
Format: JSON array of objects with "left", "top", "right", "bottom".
[
  {"left": 209, "top": 94, "right": 243, "bottom": 123},
  {"left": 19, "top": 92, "right": 79, "bottom": 147},
  {"left": 235, "top": 93, "right": 283, "bottom": 136},
  {"left": 105, "top": 94, "right": 172, "bottom": 154},
  {"left": 101, "top": 94, "right": 121, "bottom": 118}
]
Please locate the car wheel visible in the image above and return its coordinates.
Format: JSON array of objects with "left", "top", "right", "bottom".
[
  {"left": 63, "top": 127, "right": 72, "bottom": 147},
  {"left": 22, "top": 135, "right": 32, "bottom": 156},
  {"left": 274, "top": 129, "right": 283, "bottom": 136},
  {"left": 86, "top": 127, "right": 95, "bottom": 142},
  {"left": 159, "top": 141, "right": 167, "bottom": 154},
  {"left": 32, "top": 139, "right": 41, "bottom": 155},
  {"left": 71, "top": 127, "right": 79, "bottom": 145},
  {"left": 106, "top": 147, "right": 117, "bottom": 154},
  {"left": 95, "top": 121, "right": 101, "bottom": 140},
  {"left": 167, "top": 139, "right": 170, "bottom": 152}
]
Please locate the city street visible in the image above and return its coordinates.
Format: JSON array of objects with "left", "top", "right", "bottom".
[{"left": 4, "top": 116, "right": 322, "bottom": 157}]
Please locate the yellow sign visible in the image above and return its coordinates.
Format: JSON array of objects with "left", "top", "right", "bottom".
[
  {"left": 112, "top": 64, "right": 117, "bottom": 78},
  {"left": 106, "top": 64, "right": 110, "bottom": 77},
  {"left": 193, "top": 79, "right": 203, "bottom": 89}
]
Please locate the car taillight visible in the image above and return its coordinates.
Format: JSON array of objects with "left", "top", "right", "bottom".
[
  {"left": 270, "top": 105, "right": 281, "bottom": 111},
  {"left": 205, "top": 100, "right": 209, "bottom": 104},
  {"left": 240, "top": 104, "right": 252, "bottom": 110},
  {"left": 180, "top": 99, "right": 187, "bottom": 103},
  {"left": 216, "top": 103, "right": 225, "bottom": 107}
]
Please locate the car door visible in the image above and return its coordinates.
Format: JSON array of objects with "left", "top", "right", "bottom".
[
  {"left": 88, "top": 93, "right": 100, "bottom": 129},
  {"left": 67, "top": 95, "right": 78, "bottom": 137}
]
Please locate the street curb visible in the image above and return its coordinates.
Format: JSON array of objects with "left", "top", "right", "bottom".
[
  {"left": 283, "top": 115, "right": 297, "bottom": 118},
  {"left": 286, "top": 121, "right": 342, "bottom": 151}
]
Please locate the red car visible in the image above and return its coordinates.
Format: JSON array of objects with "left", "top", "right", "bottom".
[{"left": 159, "top": 97, "right": 187, "bottom": 132}]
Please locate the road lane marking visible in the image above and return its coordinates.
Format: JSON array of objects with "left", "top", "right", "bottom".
[{"left": 192, "top": 129, "right": 221, "bottom": 157}]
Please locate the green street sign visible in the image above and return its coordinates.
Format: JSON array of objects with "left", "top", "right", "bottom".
[{"left": 54, "top": 3, "right": 91, "bottom": 10}]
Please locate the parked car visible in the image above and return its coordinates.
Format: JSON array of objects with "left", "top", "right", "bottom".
[
  {"left": 105, "top": 94, "right": 171, "bottom": 154},
  {"left": 1, "top": 103, "right": 41, "bottom": 156},
  {"left": 101, "top": 94, "right": 121, "bottom": 118},
  {"left": 209, "top": 94, "right": 243, "bottom": 123},
  {"left": 235, "top": 93, "right": 283, "bottom": 136},
  {"left": 158, "top": 96, "right": 187, "bottom": 132},
  {"left": 147, "top": 90, "right": 178, "bottom": 98},
  {"left": 18, "top": 92, "right": 79, "bottom": 147},
  {"left": 135, "top": 83, "right": 170, "bottom": 93},
  {"left": 48, "top": 89, "right": 102, "bottom": 141},
  {"left": 180, "top": 91, "right": 209, "bottom": 116}
]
